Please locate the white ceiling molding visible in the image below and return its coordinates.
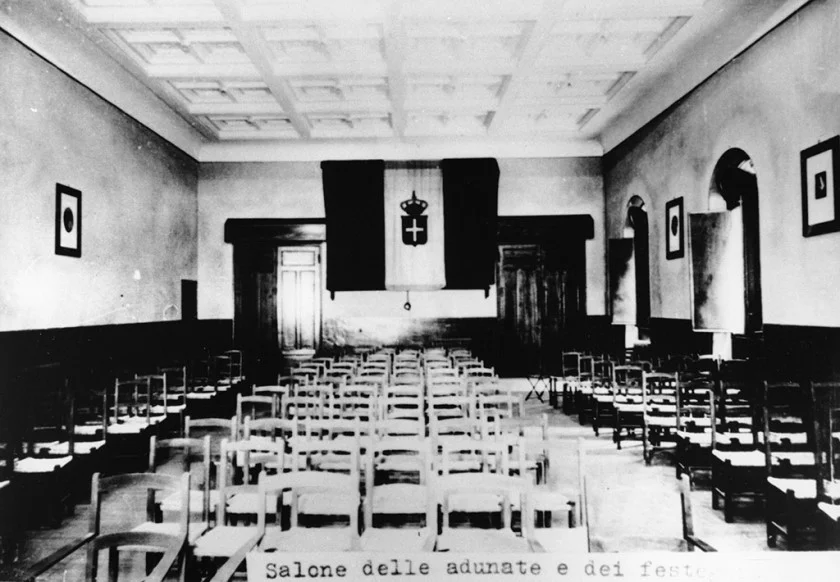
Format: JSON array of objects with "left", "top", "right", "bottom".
[
  {"left": 199, "top": 137, "right": 603, "bottom": 162},
  {"left": 594, "top": 0, "right": 812, "bottom": 152},
  {"left": 2, "top": 0, "right": 812, "bottom": 161},
  {"left": 1, "top": 0, "right": 204, "bottom": 158}
]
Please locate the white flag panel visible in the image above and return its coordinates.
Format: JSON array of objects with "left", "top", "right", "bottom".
[{"left": 384, "top": 164, "right": 446, "bottom": 291}]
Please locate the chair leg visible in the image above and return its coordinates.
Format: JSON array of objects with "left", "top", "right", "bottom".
[{"left": 108, "top": 547, "right": 120, "bottom": 582}]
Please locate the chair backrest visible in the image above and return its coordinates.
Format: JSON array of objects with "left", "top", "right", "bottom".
[
  {"left": 237, "top": 394, "right": 277, "bottom": 426},
  {"left": 364, "top": 438, "right": 435, "bottom": 538},
  {"left": 185, "top": 416, "right": 237, "bottom": 459},
  {"left": 437, "top": 471, "right": 531, "bottom": 533},
  {"left": 283, "top": 394, "right": 324, "bottom": 420},
  {"left": 376, "top": 417, "right": 424, "bottom": 439},
  {"left": 148, "top": 435, "right": 211, "bottom": 523},
  {"left": 289, "top": 438, "right": 361, "bottom": 476},
  {"left": 259, "top": 468, "right": 361, "bottom": 533},
  {"left": 440, "top": 438, "right": 507, "bottom": 476},
  {"left": 380, "top": 393, "right": 424, "bottom": 423},
  {"left": 219, "top": 438, "right": 286, "bottom": 489},
  {"left": 245, "top": 417, "right": 302, "bottom": 443},
  {"left": 112, "top": 377, "right": 151, "bottom": 424},
  {"left": 90, "top": 471, "right": 190, "bottom": 538},
  {"left": 252, "top": 384, "right": 288, "bottom": 400}
]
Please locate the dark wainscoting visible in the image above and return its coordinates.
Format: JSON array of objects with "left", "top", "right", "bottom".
[
  {"left": 648, "top": 318, "right": 714, "bottom": 358},
  {"left": 322, "top": 317, "right": 496, "bottom": 361},
  {"left": 645, "top": 319, "right": 840, "bottom": 380},
  {"left": 760, "top": 325, "right": 840, "bottom": 381},
  {"left": 322, "top": 315, "right": 615, "bottom": 375},
  {"left": 0, "top": 319, "right": 233, "bottom": 392}
]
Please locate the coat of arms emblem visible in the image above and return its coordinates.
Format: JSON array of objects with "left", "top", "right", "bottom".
[{"left": 400, "top": 191, "right": 428, "bottom": 246}]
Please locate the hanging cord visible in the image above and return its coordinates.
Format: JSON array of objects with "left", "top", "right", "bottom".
[{"left": 403, "top": 290, "right": 412, "bottom": 311}]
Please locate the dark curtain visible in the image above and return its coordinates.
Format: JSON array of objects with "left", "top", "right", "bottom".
[
  {"left": 321, "top": 160, "right": 385, "bottom": 292},
  {"left": 442, "top": 158, "right": 499, "bottom": 291}
]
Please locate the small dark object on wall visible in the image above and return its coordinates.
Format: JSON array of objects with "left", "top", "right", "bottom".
[
  {"left": 55, "top": 184, "right": 81, "bottom": 258},
  {"left": 665, "top": 197, "right": 684, "bottom": 260}
]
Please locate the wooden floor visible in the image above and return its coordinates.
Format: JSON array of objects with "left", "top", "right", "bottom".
[{"left": 0, "top": 379, "right": 803, "bottom": 581}]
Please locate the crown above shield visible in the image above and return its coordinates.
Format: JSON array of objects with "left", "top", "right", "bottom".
[{"left": 400, "top": 191, "right": 428, "bottom": 216}]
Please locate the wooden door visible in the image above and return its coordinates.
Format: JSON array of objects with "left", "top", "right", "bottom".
[
  {"left": 233, "top": 243, "right": 278, "bottom": 383},
  {"left": 277, "top": 247, "right": 321, "bottom": 357},
  {"left": 497, "top": 245, "right": 543, "bottom": 376}
]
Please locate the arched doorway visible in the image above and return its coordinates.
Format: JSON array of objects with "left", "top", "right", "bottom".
[
  {"left": 624, "top": 196, "right": 651, "bottom": 338},
  {"left": 690, "top": 149, "right": 762, "bottom": 358},
  {"left": 609, "top": 196, "right": 651, "bottom": 356},
  {"left": 710, "top": 149, "right": 763, "bottom": 334}
]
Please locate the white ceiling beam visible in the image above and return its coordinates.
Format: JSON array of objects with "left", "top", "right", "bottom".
[
  {"left": 188, "top": 102, "right": 286, "bottom": 115},
  {"left": 489, "top": 0, "right": 568, "bottom": 134},
  {"left": 145, "top": 63, "right": 261, "bottom": 79},
  {"left": 562, "top": 0, "right": 706, "bottom": 20},
  {"left": 74, "top": 7, "right": 224, "bottom": 25},
  {"left": 273, "top": 62, "right": 388, "bottom": 78},
  {"left": 212, "top": 0, "right": 311, "bottom": 138},
  {"left": 644, "top": 16, "right": 692, "bottom": 60},
  {"left": 241, "top": 1, "right": 388, "bottom": 22},
  {"left": 382, "top": 0, "right": 408, "bottom": 137}
]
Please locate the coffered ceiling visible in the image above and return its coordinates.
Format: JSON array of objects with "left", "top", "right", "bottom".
[{"left": 3, "top": 0, "right": 810, "bottom": 160}]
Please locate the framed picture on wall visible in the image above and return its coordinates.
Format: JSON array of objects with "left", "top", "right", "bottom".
[
  {"left": 665, "top": 196, "right": 684, "bottom": 259},
  {"left": 801, "top": 135, "right": 840, "bottom": 237},
  {"left": 55, "top": 184, "right": 82, "bottom": 257}
]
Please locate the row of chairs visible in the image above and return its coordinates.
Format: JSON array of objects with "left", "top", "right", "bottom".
[{"left": 560, "top": 352, "right": 840, "bottom": 549}]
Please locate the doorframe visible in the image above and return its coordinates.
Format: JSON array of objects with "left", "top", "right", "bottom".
[{"left": 225, "top": 219, "right": 327, "bottom": 375}]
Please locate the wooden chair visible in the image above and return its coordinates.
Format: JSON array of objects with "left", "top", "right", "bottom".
[
  {"left": 679, "top": 475, "right": 716, "bottom": 552},
  {"left": 612, "top": 365, "right": 645, "bottom": 449},
  {"left": 641, "top": 371, "right": 679, "bottom": 465},
  {"left": 674, "top": 375, "right": 715, "bottom": 480},
  {"left": 19, "top": 472, "right": 190, "bottom": 582},
  {"left": 763, "top": 380, "right": 819, "bottom": 548},
  {"left": 147, "top": 435, "right": 213, "bottom": 538},
  {"left": 190, "top": 440, "right": 273, "bottom": 575},
  {"left": 251, "top": 384, "right": 288, "bottom": 410},
  {"left": 184, "top": 416, "right": 237, "bottom": 469},
  {"left": 436, "top": 471, "right": 537, "bottom": 552},
  {"left": 256, "top": 450, "right": 361, "bottom": 552},
  {"left": 813, "top": 381, "right": 840, "bottom": 549},
  {"left": 531, "top": 438, "right": 590, "bottom": 553},
  {"left": 361, "top": 438, "right": 436, "bottom": 551},
  {"left": 236, "top": 394, "right": 277, "bottom": 436}
]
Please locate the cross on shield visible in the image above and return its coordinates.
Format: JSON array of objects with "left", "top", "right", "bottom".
[{"left": 401, "top": 215, "right": 428, "bottom": 246}]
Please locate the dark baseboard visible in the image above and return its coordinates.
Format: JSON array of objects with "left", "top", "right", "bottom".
[{"left": 648, "top": 318, "right": 714, "bottom": 357}]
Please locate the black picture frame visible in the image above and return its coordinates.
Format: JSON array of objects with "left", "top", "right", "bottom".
[
  {"left": 55, "top": 184, "right": 82, "bottom": 258},
  {"left": 801, "top": 135, "right": 840, "bottom": 237},
  {"left": 665, "top": 197, "right": 684, "bottom": 260}
]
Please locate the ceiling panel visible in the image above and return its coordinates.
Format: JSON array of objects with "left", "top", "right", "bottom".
[{"left": 61, "top": 0, "right": 713, "bottom": 144}]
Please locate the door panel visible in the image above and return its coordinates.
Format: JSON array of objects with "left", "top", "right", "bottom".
[
  {"left": 233, "top": 243, "right": 278, "bottom": 383},
  {"left": 277, "top": 247, "right": 321, "bottom": 355},
  {"left": 498, "top": 245, "right": 542, "bottom": 376}
]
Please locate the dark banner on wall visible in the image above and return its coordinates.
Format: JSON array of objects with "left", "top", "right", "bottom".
[
  {"left": 322, "top": 160, "right": 386, "bottom": 292},
  {"left": 322, "top": 159, "right": 499, "bottom": 294},
  {"left": 442, "top": 158, "right": 499, "bottom": 291}
]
